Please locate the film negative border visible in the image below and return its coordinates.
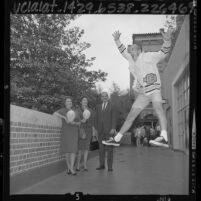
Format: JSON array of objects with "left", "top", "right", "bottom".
[
  {"left": 10, "top": 0, "right": 197, "bottom": 15},
  {"left": 4, "top": 0, "right": 197, "bottom": 201}
]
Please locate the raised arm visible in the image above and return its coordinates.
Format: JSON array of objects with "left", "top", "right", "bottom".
[
  {"left": 151, "top": 27, "right": 175, "bottom": 63},
  {"left": 113, "top": 31, "right": 132, "bottom": 61}
]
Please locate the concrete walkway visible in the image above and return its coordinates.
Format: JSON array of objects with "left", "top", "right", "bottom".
[{"left": 17, "top": 145, "right": 189, "bottom": 195}]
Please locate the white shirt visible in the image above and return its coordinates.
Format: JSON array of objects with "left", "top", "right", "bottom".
[
  {"left": 102, "top": 102, "right": 108, "bottom": 110},
  {"left": 115, "top": 39, "right": 171, "bottom": 95}
]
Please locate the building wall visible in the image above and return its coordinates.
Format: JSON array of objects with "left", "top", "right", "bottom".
[
  {"left": 161, "top": 16, "right": 189, "bottom": 151},
  {"left": 10, "top": 105, "right": 64, "bottom": 176},
  {"left": 133, "top": 33, "right": 163, "bottom": 52}
]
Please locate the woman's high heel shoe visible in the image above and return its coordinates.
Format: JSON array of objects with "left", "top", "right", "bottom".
[
  {"left": 71, "top": 172, "right": 77, "bottom": 176},
  {"left": 67, "top": 170, "right": 71, "bottom": 175},
  {"left": 70, "top": 170, "right": 77, "bottom": 175}
]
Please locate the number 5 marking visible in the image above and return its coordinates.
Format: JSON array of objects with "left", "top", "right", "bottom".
[{"left": 75, "top": 193, "right": 80, "bottom": 200}]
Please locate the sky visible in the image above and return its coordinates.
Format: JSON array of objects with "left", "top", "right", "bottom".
[{"left": 70, "top": 15, "right": 167, "bottom": 93}]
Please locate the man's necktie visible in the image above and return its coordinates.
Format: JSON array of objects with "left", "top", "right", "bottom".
[{"left": 102, "top": 103, "right": 106, "bottom": 111}]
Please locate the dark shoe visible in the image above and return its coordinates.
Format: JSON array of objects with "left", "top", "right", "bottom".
[
  {"left": 84, "top": 168, "right": 88, "bottom": 171},
  {"left": 102, "top": 138, "right": 120, "bottom": 146},
  {"left": 108, "top": 168, "right": 113, "bottom": 172},
  {"left": 67, "top": 170, "right": 71, "bottom": 175},
  {"left": 71, "top": 172, "right": 77, "bottom": 176},
  {"left": 76, "top": 168, "right": 80, "bottom": 171},
  {"left": 96, "top": 166, "right": 105, "bottom": 170},
  {"left": 149, "top": 136, "right": 169, "bottom": 148}
]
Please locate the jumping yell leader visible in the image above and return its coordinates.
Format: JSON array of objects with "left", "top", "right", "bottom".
[{"left": 102, "top": 27, "right": 174, "bottom": 148}]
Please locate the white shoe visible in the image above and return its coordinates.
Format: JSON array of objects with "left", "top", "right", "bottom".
[{"left": 149, "top": 136, "right": 169, "bottom": 148}]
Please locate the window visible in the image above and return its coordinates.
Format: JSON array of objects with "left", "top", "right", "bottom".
[{"left": 176, "top": 66, "right": 189, "bottom": 150}]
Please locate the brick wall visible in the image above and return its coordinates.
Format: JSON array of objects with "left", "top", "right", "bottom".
[{"left": 10, "top": 105, "right": 65, "bottom": 176}]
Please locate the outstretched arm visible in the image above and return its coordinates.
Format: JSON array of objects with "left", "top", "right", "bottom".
[
  {"left": 113, "top": 31, "right": 132, "bottom": 61},
  {"left": 53, "top": 112, "right": 71, "bottom": 124},
  {"left": 53, "top": 112, "right": 66, "bottom": 120},
  {"left": 151, "top": 27, "right": 175, "bottom": 63}
]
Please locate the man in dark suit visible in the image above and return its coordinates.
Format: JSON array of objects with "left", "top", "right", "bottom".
[{"left": 94, "top": 92, "right": 117, "bottom": 171}]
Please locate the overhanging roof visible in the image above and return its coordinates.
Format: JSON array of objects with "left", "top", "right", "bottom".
[{"left": 133, "top": 32, "right": 161, "bottom": 36}]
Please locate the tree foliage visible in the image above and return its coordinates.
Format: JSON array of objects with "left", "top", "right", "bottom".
[
  {"left": 109, "top": 82, "right": 133, "bottom": 131},
  {"left": 164, "top": 15, "right": 186, "bottom": 62},
  {"left": 10, "top": 14, "right": 107, "bottom": 113}
]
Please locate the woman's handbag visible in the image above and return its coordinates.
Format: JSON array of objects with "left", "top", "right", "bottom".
[
  {"left": 79, "top": 127, "right": 87, "bottom": 139},
  {"left": 90, "top": 136, "right": 99, "bottom": 151}
]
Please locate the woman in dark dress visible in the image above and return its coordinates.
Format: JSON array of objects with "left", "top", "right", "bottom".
[
  {"left": 53, "top": 96, "right": 80, "bottom": 175},
  {"left": 76, "top": 97, "right": 96, "bottom": 171}
]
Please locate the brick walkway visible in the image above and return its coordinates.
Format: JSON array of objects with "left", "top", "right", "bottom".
[{"left": 17, "top": 145, "right": 189, "bottom": 195}]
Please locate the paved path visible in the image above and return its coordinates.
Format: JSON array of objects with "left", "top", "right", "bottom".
[{"left": 17, "top": 145, "right": 189, "bottom": 195}]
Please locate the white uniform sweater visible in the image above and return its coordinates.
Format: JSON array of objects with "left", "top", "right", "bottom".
[{"left": 115, "top": 39, "right": 171, "bottom": 95}]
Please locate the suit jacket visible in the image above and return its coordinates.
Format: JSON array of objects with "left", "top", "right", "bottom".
[{"left": 94, "top": 101, "right": 117, "bottom": 137}]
